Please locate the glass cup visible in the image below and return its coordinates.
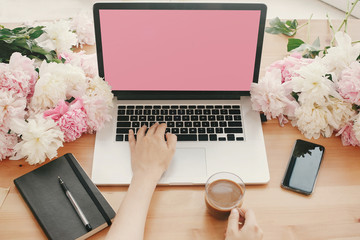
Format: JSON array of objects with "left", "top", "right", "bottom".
[{"left": 205, "top": 172, "right": 246, "bottom": 219}]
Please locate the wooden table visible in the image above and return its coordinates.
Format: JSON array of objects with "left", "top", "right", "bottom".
[{"left": 1, "top": 19, "right": 360, "bottom": 240}]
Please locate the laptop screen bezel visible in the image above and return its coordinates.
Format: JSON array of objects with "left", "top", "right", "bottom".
[{"left": 93, "top": 2, "right": 267, "bottom": 100}]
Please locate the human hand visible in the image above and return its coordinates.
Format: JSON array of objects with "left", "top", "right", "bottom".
[
  {"left": 225, "top": 208, "right": 263, "bottom": 240},
  {"left": 129, "top": 123, "right": 177, "bottom": 182}
]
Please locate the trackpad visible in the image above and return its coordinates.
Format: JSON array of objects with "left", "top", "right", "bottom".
[{"left": 159, "top": 148, "right": 207, "bottom": 184}]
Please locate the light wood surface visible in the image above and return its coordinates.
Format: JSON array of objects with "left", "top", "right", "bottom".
[{"left": 0, "top": 19, "right": 360, "bottom": 240}]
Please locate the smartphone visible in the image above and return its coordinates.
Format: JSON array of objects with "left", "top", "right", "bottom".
[{"left": 281, "top": 139, "right": 325, "bottom": 195}]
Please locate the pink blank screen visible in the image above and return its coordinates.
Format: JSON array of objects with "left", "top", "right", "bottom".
[{"left": 100, "top": 9, "right": 260, "bottom": 91}]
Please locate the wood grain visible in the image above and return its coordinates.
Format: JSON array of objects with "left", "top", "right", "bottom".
[{"left": 0, "top": 19, "right": 359, "bottom": 240}]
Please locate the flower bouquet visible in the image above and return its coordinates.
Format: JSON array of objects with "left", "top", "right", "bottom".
[
  {"left": 0, "top": 11, "right": 114, "bottom": 165},
  {"left": 251, "top": 1, "right": 360, "bottom": 147}
]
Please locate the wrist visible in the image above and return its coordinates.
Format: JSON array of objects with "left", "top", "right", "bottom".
[{"left": 132, "top": 169, "right": 163, "bottom": 185}]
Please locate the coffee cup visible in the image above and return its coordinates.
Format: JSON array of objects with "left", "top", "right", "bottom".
[{"left": 205, "top": 172, "right": 245, "bottom": 219}]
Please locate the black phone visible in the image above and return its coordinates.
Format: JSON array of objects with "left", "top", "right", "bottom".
[{"left": 281, "top": 139, "right": 325, "bottom": 195}]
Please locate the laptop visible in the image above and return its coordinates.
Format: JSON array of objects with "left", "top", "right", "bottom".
[{"left": 92, "top": 2, "right": 270, "bottom": 185}]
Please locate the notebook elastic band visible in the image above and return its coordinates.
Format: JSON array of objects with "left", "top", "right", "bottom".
[{"left": 65, "top": 154, "right": 112, "bottom": 226}]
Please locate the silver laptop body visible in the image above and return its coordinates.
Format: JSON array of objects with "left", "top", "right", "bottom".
[{"left": 92, "top": 2, "right": 270, "bottom": 185}]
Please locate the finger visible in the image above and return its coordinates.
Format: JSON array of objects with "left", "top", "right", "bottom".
[
  {"left": 147, "top": 122, "right": 159, "bottom": 135},
  {"left": 166, "top": 133, "right": 177, "bottom": 152},
  {"left": 243, "top": 208, "right": 257, "bottom": 227},
  {"left": 128, "top": 129, "right": 136, "bottom": 153},
  {"left": 136, "top": 125, "right": 147, "bottom": 140},
  {"left": 155, "top": 123, "right": 167, "bottom": 137},
  {"left": 227, "top": 208, "right": 240, "bottom": 232}
]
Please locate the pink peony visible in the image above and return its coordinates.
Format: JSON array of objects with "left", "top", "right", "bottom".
[
  {"left": 337, "top": 61, "right": 360, "bottom": 105},
  {"left": 0, "top": 52, "right": 38, "bottom": 101},
  {"left": 251, "top": 69, "right": 299, "bottom": 126},
  {"left": 0, "top": 90, "right": 27, "bottom": 129},
  {"left": 43, "top": 100, "right": 69, "bottom": 121},
  {"left": 266, "top": 52, "right": 314, "bottom": 83},
  {"left": 336, "top": 122, "right": 360, "bottom": 146},
  {"left": 0, "top": 127, "right": 18, "bottom": 160},
  {"left": 55, "top": 98, "right": 88, "bottom": 142},
  {"left": 83, "top": 96, "right": 112, "bottom": 133}
]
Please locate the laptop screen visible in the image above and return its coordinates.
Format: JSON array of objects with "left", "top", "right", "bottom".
[{"left": 94, "top": 3, "right": 266, "bottom": 99}]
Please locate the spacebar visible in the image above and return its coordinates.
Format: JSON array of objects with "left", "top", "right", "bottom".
[{"left": 177, "top": 134, "right": 197, "bottom": 141}]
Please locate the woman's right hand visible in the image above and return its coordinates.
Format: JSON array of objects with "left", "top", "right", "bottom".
[{"left": 225, "top": 208, "right": 263, "bottom": 240}]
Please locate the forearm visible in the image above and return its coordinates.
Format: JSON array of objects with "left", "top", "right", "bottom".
[{"left": 105, "top": 174, "right": 159, "bottom": 240}]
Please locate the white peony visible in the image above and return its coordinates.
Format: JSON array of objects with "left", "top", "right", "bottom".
[
  {"left": 322, "top": 32, "right": 360, "bottom": 76},
  {"left": 30, "top": 61, "right": 87, "bottom": 111},
  {"left": 86, "top": 76, "right": 114, "bottom": 106},
  {"left": 71, "top": 10, "right": 96, "bottom": 46},
  {"left": 354, "top": 114, "right": 360, "bottom": 142},
  {"left": 40, "top": 19, "right": 78, "bottom": 53},
  {"left": 292, "top": 103, "right": 333, "bottom": 139},
  {"left": 292, "top": 59, "right": 339, "bottom": 106},
  {"left": 9, "top": 114, "right": 64, "bottom": 165}
]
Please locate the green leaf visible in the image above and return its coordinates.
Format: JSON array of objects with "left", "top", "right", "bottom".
[
  {"left": 287, "top": 38, "right": 304, "bottom": 52},
  {"left": 265, "top": 17, "right": 298, "bottom": 36},
  {"left": 291, "top": 91, "right": 299, "bottom": 102}
]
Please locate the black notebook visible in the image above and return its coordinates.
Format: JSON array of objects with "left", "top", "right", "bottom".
[{"left": 14, "top": 153, "right": 116, "bottom": 240}]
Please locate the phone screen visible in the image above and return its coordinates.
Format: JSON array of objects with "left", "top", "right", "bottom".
[{"left": 281, "top": 139, "right": 325, "bottom": 195}]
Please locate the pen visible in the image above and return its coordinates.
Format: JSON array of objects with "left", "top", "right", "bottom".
[{"left": 58, "top": 176, "right": 92, "bottom": 231}]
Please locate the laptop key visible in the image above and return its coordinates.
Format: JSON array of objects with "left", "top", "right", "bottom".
[
  {"left": 127, "top": 106, "right": 135, "bottom": 109},
  {"left": 118, "top": 106, "right": 126, "bottom": 109},
  {"left": 181, "top": 128, "right": 188, "bottom": 133},
  {"left": 216, "top": 128, "right": 223, "bottom": 133},
  {"left": 198, "top": 128, "right": 206, "bottom": 133},
  {"left": 232, "top": 105, "right": 240, "bottom": 108},
  {"left": 167, "top": 122, "right": 175, "bottom": 127},
  {"left": 218, "top": 137, "right": 226, "bottom": 141},
  {"left": 177, "top": 134, "right": 197, "bottom": 141},
  {"left": 234, "top": 115, "right": 241, "bottom": 120},
  {"left": 130, "top": 116, "right": 138, "bottom": 121},
  {"left": 139, "top": 116, "right": 146, "bottom": 121},
  {"left": 117, "top": 122, "right": 131, "bottom": 128},
  {"left": 117, "top": 128, "right": 129, "bottom": 134},
  {"left": 176, "top": 122, "right": 183, "bottom": 127},
  {"left": 170, "top": 105, "right": 179, "bottom": 109},
  {"left": 229, "top": 109, "right": 241, "bottom": 114},
  {"left": 172, "top": 128, "right": 179, "bottom": 134},
  {"left": 205, "top": 105, "right": 214, "bottom": 109},
  {"left": 198, "top": 134, "right": 208, "bottom": 141},
  {"left": 165, "top": 116, "right": 172, "bottom": 121},
  {"left": 207, "top": 128, "right": 215, "bottom": 133},
  {"left": 224, "top": 128, "right": 243, "bottom": 133},
  {"left": 209, "top": 134, "right": 217, "bottom": 141},
  {"left": 194, "top": 122, "right": 201, "bottom": 127},
  {"left": 228, "top": 121, "right": 242, "bottom": 127},
  {"left": 116, "top": 135, "right": 123, "bottom": 141},
  {"left": 117, "top": 116, "right": 129, "bottom": 121},
  {"left": 182, "top": 116, "right": 190, "bottom": 121},
  {"left": 189, "top": 128, "right": 197, "bottom": 133},
  {"left": 118, "top": 110, "right": 126, "bottom": 115},
  {"left": 227, "top": 134, "right": 235, "bottom": 141},
  {"left": 236, "top": 137, "right": 244, "bottom": 141}
]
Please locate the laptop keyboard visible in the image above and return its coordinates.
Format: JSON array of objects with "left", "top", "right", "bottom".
[{"left": 115, "top": 105, "right": 244, "bottom": 142}]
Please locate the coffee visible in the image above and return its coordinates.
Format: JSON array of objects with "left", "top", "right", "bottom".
[{"left": 205, "top": 179, "right": 244, "bottom": 219}]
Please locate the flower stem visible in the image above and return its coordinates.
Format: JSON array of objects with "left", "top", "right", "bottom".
[
  {"left": 306, "top": 14, "right": 313, "bottom": 43},
  {"left": 337, "top": 0, "right": 359, "bottom": 32}
]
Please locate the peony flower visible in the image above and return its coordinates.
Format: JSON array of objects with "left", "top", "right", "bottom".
[
  {"left": 292, "top": 59, "right": 340, "bottom": 106},
  {"left": 9, "top": 114, "right": 64, "bottom": 165},
  {"left": 0, "top": 52, "right": 38, "bottom": 101},
  {"left": 251, "top": 69, "right": 299, "bottom": 126},
  {"left": 43, "top": 100, "right": 69, "bottom": 121},
  {"left": 336, "top": 122, "right": 360, "bottom": 146},
  {"left": 322, "top": 32, "right": 360, "bottom": 76},
  {"left": 82, "top": 95, "right": 112, "bottom": 133},
  {"left": 86, "top": 76, "right": 114, "bottom": 106},
  {"left": 30, "top": 61, "right": 86, "bottom": 111},
  {"left": 70, "top": 10, "right": 96, "bottom": 46},
  {"left": 292, "top": 103, "right": 333, "bottom": 139},
  {"left": 325, "top": 97, "right": 356, "bottom": 130},
  {"left": 0, "top": 127, "right": 18, "bottom": 160},
  {"left": 266, "top": 52, "right": 314, "bottom": 83},
  {"left": 354, "top": 114, "right": 360, "bottom": 142},
  {"left": 40, "top": 19, "right": 78, "bottom": 53},
  {"left": 59, "top": 51, "right": 98, "bottom": 78},
  {"left": 337, "top": 61, "right": 360, "bottom": 105},
  {"left": 0, "top": 90, "right": 27, "bottom": 128},
  {"left": 56, "top": 98, "right": 88, "bottom": 142},
  {"left": 292, "top": 96, "right": 355, "bottom": 139}
]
